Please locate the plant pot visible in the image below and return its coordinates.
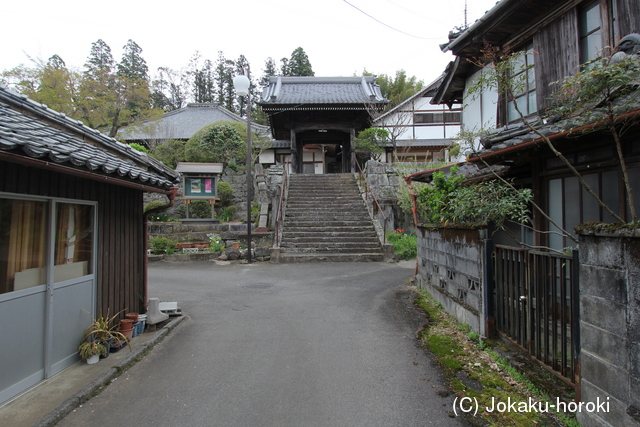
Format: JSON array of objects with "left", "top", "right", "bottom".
[
  {"left": 121, "top": 327, "right": 133, "bottom": 340},
  {"left": 110, "top": 340, "right": 127, "bottom": 353},
  {"left": 120, "top": 318, "right": 135, "bottom": 331},
  {"left": 231, "top": 242, "right": 240, "bottom": 250},
  {"left": 100, "top": 338, "right": 113, "bottom": 359},
  {"left": 132, "top": 322, "right": 139, "bottom": 337},
  {"left": 126, "top": 313, "right": 139, "bottom": 323},
  {"left": 86, "top": 354, "right": 100, "bottom": 365}
]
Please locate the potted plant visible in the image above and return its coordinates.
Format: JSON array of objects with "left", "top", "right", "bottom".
[
  {"left": 81, "top": 310, "right": 131, "bottom": 358},
  {"left": 78, "top": 340, "right": 106, "bottom": 364}
]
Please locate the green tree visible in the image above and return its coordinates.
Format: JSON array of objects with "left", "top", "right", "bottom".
[
  {"left": 353, "top": 127, "right": 389, "bottom": 161},
  {"left": 111, "top": 39, "right": 154, "bottom": 137},
  {"left": 260, "top": 57, "right": 278, "bottom": 86},
  {"left": 151, "top": 66, "right": 188, "bottom": 111},
  {"left": 192, "top": 57, "right": 215, "bottom": 103},
  {"left": 282, "top": 47, "right": 314, "bottom": 76},
  {"left": 149, "top": 139, "right": 187, "bottom": 169},
  {"left": 215, "top": 51, "right": 236, "bottom": 111},
  {"left": 77, "top": 39, "right": 118, "bottom": 134},
  {"left": 375, "top": 70, "right": 423, "bottom": 110},
  {"left": 185, "top": 122, "right": 246, "bottom": 167}
]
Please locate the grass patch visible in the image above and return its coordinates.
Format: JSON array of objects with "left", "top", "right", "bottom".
[
  {"left": 386, "top": 231, "right": 417, "bottom": 260},
  {"left": 414, "top": 287, "right": 579, "bottom": 427}
]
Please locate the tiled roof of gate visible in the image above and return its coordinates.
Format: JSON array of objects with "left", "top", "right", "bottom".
[
  {"left": 0, "top": 86, "right": 180, "bottom": 190},
  {"left": 260, "top": 76, "right": 387, "bottom": 105}
]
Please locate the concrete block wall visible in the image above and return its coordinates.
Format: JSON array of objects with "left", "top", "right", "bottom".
[
  {"left": 577, "top": 230, "right": 640, "bottom": 427},
  {"left": 416, "top": 226, "right": 488, "bottom": 335}
]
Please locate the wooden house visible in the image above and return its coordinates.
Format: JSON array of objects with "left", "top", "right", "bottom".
[
  {"left": 419, "top": 0, "right": 640, "bottom": 251},
  {"left": 258, "top": 76, "right": 387, "bottom": 173},
  {"left": 373, "top": 76, "right": 461, "bottom": 163},
  {"left": 407, "top": 2, "right": 639, "bottom": 425},
  {"left": 0, "top": 86, "right": 179, "bottom": 404}
]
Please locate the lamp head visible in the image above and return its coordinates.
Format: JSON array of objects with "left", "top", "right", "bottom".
[{"left": 233, "top": 74, "right": 250, "bottom": 96}]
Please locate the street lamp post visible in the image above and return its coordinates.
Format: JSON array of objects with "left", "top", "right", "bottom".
[{"left": 233, "top": 69, "right": 252, "bottom": 263}]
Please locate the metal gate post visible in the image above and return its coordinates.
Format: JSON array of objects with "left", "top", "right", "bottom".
[{"left": 572, "top": 249, "right": 581, "bottom": 400}]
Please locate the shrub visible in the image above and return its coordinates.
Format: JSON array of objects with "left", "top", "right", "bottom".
[
  {"left": 149, "top": 139, "right": 187, "bottom": 169},
  {"left": 185, "top": 123, "right": 246, "bottom": 167},
  {"left": 149, "top": 236, "right": 178, "bottom": 254},
  {"left": 386, "top": 230, "right": 417, "bottom": 260},
  {"left": 189, "top": 200, "right": 212, "bottom": 219},
  {"left": 218, "top": 205, "right": 238, "bottom": 222},
  {"left": 129, "top": 143, "right": 149, "bottom": 153},
  {"left": 218, "top": 182, "right": 233, "bottom": 207},
  {"left": 208, "top": 235, "right": 225, "bottom": 252}
]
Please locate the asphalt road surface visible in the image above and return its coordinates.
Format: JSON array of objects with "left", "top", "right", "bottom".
[{"left": 58, "top": 261, "right": 465, "bottom": 427}]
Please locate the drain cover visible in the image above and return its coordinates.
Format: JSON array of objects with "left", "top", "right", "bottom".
[{"left": 243, "top": 283, "right": 274, "bottom": 290}]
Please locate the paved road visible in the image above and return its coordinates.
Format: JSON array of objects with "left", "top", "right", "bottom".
[{"left": 59, "top": 261, "right": 464, "bottom": 427}]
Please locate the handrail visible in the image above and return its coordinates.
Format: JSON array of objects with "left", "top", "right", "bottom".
[
  {"left": 274, "top": 165, "right": 289, "bottom": 247},
  {"left": 355, "top": 159, "right": 387, "bottom": 245}
]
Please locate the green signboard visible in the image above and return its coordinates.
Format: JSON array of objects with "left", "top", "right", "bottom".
[{"left": 184, "top": 177, "right": 217, "bottom": 198}]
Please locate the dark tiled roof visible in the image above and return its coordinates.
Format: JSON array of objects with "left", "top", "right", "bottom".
[
  {"left": 0, "top": 86, "right": 179, "bottom": 190},
  {"left": 389, "top": 139, "right": 455, "bottom": 148},
  {"left": 260, "top": 76, "right": 386, "bottom": 105},
  {"left": 118, "top": 103, "right": 270, "bottom": 141}
]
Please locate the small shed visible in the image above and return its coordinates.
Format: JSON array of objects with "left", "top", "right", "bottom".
[{"left": 0, "top": 86, "right": 179, "bottom": 404}]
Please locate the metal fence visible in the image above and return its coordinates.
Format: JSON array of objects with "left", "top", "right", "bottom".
[{"left": 493, "top": 245, "right": 580, "bottom": 385}]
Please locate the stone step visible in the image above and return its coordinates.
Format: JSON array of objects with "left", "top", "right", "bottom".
[
  {"left": 279, "top": 247, "right": 382, "bottom": 254},
  {"left": 276, "top": 173, "right": 383, "bottom": 263},
  {"left": 280, "top": 235, "right": 380, "bottom": 243},
  {"left": 275, "top": 252, "right": 385, "bottom": 263},
  {"left": 283, "top": 220, "right": 373, "bottom": 227},
  {"left": 280, "top": 242, "right": 381, "bottom": 250},
  {"left": 282, "top": 229, "right": 377, "bottom": 236}
]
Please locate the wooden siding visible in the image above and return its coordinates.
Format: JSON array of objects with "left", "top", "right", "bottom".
[
  {"left": 617, "top": 0, "right": 640, "bottom": 36},
  {"left": 535, "top": 8, "right": 580, "bottom": 111},
  {"left": 0, "top": 161, "right": 145, "bottom": 320}
]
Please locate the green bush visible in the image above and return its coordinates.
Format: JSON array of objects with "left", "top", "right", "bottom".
[
  {"left": 144, "top": 201, "right": 166, "bottom": 212},
  {"left": 208, "top": 235, "right": 225, "bottom": 252},
  {"left": 149, "top": 139, "right": 187, "bottom": 169},
  {"left": 189, "top": 200, "right": 212, "bottom": 219},
  {"left": 218, "top": 205, "right": 238, "bottom": 222},
  {"left": 129, "top": 143, "right": 149, "bottom": 153},
  {"left": 218, "top": 182, "right": 233, "bottom": 207},
  {"left": 386, "top": 231, "right": 417, "bottom": 260},
  {"left": 185, "top": 123, "right": 246, "bottom": 167},
  {"left": 149, "top": 236, "right": 178, "bottom": 254}
]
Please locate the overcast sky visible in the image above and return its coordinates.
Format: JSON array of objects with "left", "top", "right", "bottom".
[{"left": 2, "top": 0, "right": 499, "bottom": 84}]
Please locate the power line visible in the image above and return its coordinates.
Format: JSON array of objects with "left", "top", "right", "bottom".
[{"left": 342, "top": 0, "right": 439, "bottom": 40}]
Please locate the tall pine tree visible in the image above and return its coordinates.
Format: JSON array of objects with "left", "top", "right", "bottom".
[{"left": 282, "top": 47, "right": 314, "bottom": 76}]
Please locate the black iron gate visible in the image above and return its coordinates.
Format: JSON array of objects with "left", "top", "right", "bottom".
[{"left": 493, "top": 245, "right": 580, "bottom": 385}]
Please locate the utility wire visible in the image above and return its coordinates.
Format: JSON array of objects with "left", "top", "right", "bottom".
[{"left": 342, "top": 0, "right": 438, "bottom": 40}]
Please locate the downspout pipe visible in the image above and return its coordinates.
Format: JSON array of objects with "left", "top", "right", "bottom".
[{"left": 142, "top": 186, "right": 179, "bottom": 312}]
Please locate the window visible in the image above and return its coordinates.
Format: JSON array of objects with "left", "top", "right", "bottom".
[
  {"left": 579, "top": 1, "right": 602, "bottom": 65},
  {"left": 547, "top": 171, "right": 619, "bottom": 250},
  {"left": 414, "top": 111, "right": 461, "bottom": 124},
  {"left": 506, "top": 43, "right": 536, "bottom": 122},
  {"left": 0, "top": 197, "right": 94, "bottom": 294}
]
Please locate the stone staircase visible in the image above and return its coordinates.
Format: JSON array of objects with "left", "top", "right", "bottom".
[{"left": 275, "top": 173, "right": 384, "bottom": 262}]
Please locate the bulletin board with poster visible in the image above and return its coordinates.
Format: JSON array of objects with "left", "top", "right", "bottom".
[{"left": 184, "top": 176, "right": 217, "bottom": 199}]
